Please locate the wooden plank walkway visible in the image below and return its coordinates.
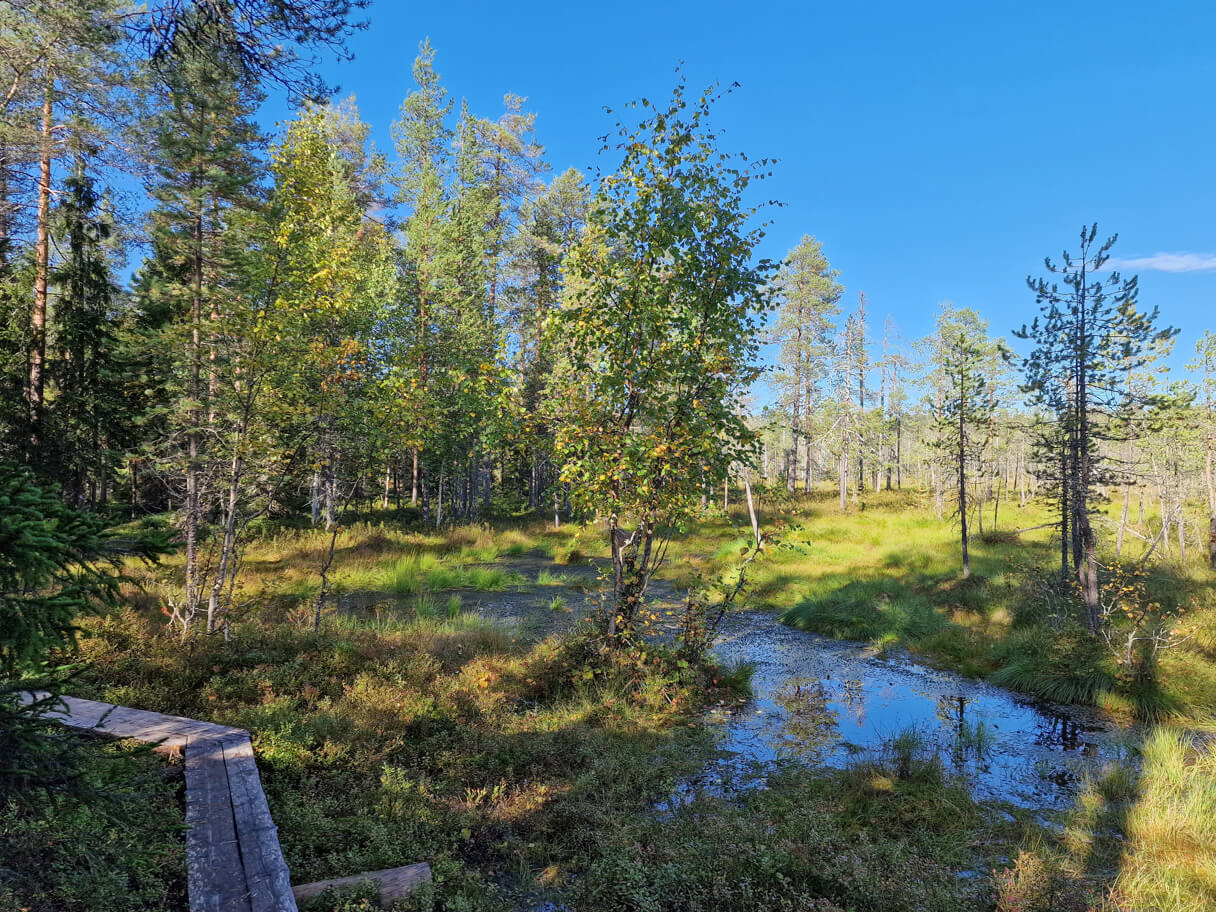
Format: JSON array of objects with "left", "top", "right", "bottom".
[
  {"left": 31, "top": 693, "right": 432, "bottom": 910},
  {"left": 31, "top": 694, "right": 296, "bottom": 912}
]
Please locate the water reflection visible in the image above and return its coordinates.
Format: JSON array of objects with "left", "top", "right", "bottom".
[
  {"left": 707, "top": 611, "right": 1133, "bottom": 810},
  {"left": 773, "top": 677, "right": 839, "bottom": 759}
]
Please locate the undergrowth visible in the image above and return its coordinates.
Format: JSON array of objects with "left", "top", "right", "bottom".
[{"left": 0, "top": 737, "right": 185, "bottom": 912}]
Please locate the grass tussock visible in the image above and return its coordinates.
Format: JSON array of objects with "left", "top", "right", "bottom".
[
  {"left": 1112, "top": 729, "right": 1216, "bottom": 911},
  {"left": 995, "top": 729, "right": 1216, "bottom": 912}
]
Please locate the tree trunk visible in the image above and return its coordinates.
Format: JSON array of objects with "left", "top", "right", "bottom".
[
  {"left": 208, "top": 447, "right": 246, "bottom": 634},
  {"left": 838, "top": 432, "right": 848, "bottom": 512},
  {"left": 411, "top": 448, "right": 419, "bottom": 506},
  {"left": 28, "top": 71, "right": 54, "bottom": 448},
  {"left": 1206, "top": 434, "right": 1216, "bottom": 568},
  {"left": 743, "top": 469, "right": 761, "bottom": 548},
  {"left": 1116, "top": 484, "right": 1130, "bottom": 557},
  {"left": 804, "top": 434, "right": 813, "bottom": 493},
  {"left": 1059, "top": 443, "right": 1070, "bottom": 585},
  {"left": 958, "top": 385, "right": 970, "bottom": 578},
  {"left": 896, "top": 416, "right": 902, "bottom": 489}
]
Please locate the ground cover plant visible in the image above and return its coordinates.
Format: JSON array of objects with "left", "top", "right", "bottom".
[
  {"left": 60, "top": 517, "right": 1033, "bottom": 912},
  {"left": 47, "top": 503, "right": 1212, "bottom": 911},
  {"left": 0, "top": 736, "right": 185, "bottom": 912},
  {"left": 71, "top": 534, "right": 731, "bottom": 909}
]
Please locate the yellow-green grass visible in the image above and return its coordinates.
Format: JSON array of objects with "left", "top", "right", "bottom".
[
  {"left": 655, "top": 487, "right": 1216, "bottom": 722},
  {"left": 117, "top": 519, "right": 600, "bottom": 620},
  {"left": 118, "top": 489, "right": 1216, "bottom": 721},
  {"left": 996, "top": 728, "right": 1216, "bottom": 912},
  {"left": 1112, "top": 728, "right": 1216, "bottom": 911}
]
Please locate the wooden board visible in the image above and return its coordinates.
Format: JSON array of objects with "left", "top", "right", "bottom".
[
  {"left": 185, "top": 736, "right": 251, "bottom": 912},
  {"left": 25, "top": 692, "right": 245, "bottom": 747},
  {"left": 291, "top": 863, "right": 432, "bottom": 908},
  {"left": 221, "top": 735, "right": 298, "bottom": 912},
  {"left": 32, "top": 692, "right": 426, "bottom": 912}
]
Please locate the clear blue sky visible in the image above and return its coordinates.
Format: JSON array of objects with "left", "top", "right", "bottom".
[{"left": 265, "top": 0, "right": 1216, "bottom": 390}]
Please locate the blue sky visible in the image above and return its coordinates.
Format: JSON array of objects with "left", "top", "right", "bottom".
[{"left": 265, "top": 0, "right": 1216, "bottom": 391}]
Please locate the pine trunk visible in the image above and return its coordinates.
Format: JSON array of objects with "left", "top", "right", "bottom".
[{"left": 28, "top": 71, "right": 54, "bottom": 446}]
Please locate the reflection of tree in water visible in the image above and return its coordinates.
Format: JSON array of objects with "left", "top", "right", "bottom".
[
  {"left": 935, "top": 694, "right": 994, "bottom": 767},
  {"left": 1036, "top": 714, "right": 1094, "bottom": 753},
  {"left": 936, "top": 694, "right": 968, "bottom": 733},
  {"left": 840, "top": 677, "right": 865, "bottom": 725},
  {"left": 773, "top": 677, "right": 840, "bottom": 758}
]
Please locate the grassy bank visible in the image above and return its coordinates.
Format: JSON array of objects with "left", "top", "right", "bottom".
[
  {"left": 74, "top": 605, "right": 733, "bottom": 909},
  {"left": 662, "top": 488, "right": 1216, "bottom": 723}
]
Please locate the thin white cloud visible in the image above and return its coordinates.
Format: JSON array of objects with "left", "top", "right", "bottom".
[{"left": 1104, "top": 252, "right": 1216, "bottom": 273}]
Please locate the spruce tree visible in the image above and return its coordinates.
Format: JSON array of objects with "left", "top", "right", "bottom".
[{"left": 45, "top": 160, "right": 135, "bottom": 506}]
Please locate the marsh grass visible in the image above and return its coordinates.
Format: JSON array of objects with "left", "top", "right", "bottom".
[
  {"left": 656, "top": 487, "right": 1216, "bottom": 722},
  {"left": 1112, "top": 729, "right": 1216, "bottom": 911},
  {"left": 574, "top": 725, "right": 1015, "bottom": 912},
  {"left": 998, "top": 729, "right": 1216, "bottom": 912},
  {"left": 71, "top": 606, "right": 746, "bottom": 911},
  {"left": 91, "top": 495, "right": 1216, "bottom": 910}
]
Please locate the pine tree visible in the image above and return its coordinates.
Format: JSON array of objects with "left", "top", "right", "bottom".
[
  {"left": 390, "top": 39, "right": 453, "bottom": 507},
  {"left": 0, "top": 0, "right": 130, "bottom": 453},
  {"left": 507, "top": 169, "right": 589, "bottom": 512},
  {"left": 0, "top": 460, "right": 155, "bottom": 796},
  {"left": 1018, "top": 225, "right": 1176, "bottom": 629},
  {"left": 136, "top": 16, "right": 264, "bottom": 632},
  {"left": 771, "top": 235, "right": 842, "bottom": 492},
  {"left": 931, "top": 306, "right": 996, "bottom": 577}
]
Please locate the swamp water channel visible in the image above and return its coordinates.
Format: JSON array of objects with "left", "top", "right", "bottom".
[{"left": 334, "top": 552, "right": 1134, "bottom": 816}]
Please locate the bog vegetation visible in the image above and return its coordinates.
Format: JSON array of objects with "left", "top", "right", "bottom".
[{"left": 1, "top": 2, "right": 1215, "bottom": 911}]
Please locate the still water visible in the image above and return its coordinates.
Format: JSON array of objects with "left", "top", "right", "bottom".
[{"left": 703, "top": 610, "right": 1134, "bottom": 808}]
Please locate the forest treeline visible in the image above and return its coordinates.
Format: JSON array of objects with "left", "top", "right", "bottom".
[{"left": 1, "top": 0, "right": 1213, "bottom": 649}]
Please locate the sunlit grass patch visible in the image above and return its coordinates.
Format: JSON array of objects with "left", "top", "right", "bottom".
[
  {"left": 1113, "top": 729, "right": 1216, "bottom": 911},
  {"left": 536, "top": 569, "right": 574, "bottom": 586}
]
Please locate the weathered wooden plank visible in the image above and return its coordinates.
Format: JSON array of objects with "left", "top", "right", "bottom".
[
  {"left": 26, "top": 692, "right": 245, "bottom": 746},
  {"left": 185, "top": 736, "right": 251, "bottom": 912},
  {"left": 291, "top": 863, "right": 432, "bottom": 908},
  {"left": 222, "top": 736, "right": 298, "bottom": 912},
  {"left": 33, "top": 692, "right": 432, "bottom": 912},
  {"left": 21, "top": 691, "right": 110, "bottom": 729}
]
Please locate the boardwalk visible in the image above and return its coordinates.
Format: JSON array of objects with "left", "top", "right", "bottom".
[{"left": 31, "top": 693, "right": 430, "bottom": 911}]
